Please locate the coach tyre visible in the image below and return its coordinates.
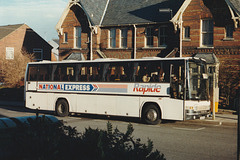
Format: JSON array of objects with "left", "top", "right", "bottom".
[
  {"left": 56, "top": 99, "right": 69, "bottom": 117},
  {"left": 143, "top": 104, "right": 161, "bottom": 125}
]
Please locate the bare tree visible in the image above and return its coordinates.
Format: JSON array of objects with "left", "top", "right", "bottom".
[
  {"left": 218, "top": 61, "right": 240, "bottom": 108},
  {"left": 1, "top": 49, "right": 33, "bottom": 88}
]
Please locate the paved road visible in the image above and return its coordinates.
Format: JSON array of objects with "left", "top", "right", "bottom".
[
  {"left": 0, "top": 105, "right": 237, "bottom": 160},
  {"left": 61, "top": 116, "right": 237, "bottom": 160}
]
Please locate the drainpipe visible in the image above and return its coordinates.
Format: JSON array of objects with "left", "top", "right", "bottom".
[
  {"left": 179, "top": 12, "right": 183, "bottom": 57},
  {"left": 133, "top": 24, "right": 137, "bottom": 59},
  {"left": 90, "top": 30, "right": 93, "bottom": 61}
]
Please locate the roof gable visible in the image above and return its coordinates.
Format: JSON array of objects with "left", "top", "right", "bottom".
[
  {"left": 56, "top": 0, "right": 109, "bottom": 34},
  {"left": 0, "top": 24, "right": 24, "bottom": 40}
]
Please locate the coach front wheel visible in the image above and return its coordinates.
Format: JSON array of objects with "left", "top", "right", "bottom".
[{"left": 55, "top": 99, "right": 69, "bottom": 117}]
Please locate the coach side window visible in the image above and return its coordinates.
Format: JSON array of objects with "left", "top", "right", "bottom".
[
  {"left": 53, "top": 65, "right": 63, "bottom": 81},
  {"left": 27, "top": 65, "right": 38, "bottom": 81},
  {"left": 136, "top": 61, "right": 168, "bottom": 83},
  {"left": 89, "top": 65, "right": 100, "bottom": 82},
  {"left": 38, "top": 65, "right": 51, "bottom": 81}
]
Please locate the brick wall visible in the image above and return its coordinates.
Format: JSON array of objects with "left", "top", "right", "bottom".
[
  {"left": 182, "top": 0, "right": 240, "bottom": 108},
  {"left": 0, "top": 25, "right": 27, "bottom": 57},
  {"left": 182, "top": 0, "right": 240, "bottom": 51},
  {"left": 182, "top": 0, "right": 240, "bottom": 59}
]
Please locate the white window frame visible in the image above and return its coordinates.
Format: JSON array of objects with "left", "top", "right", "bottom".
[
  {"left": 33, "top": 48, "right": 43, "bottom": 60},
  {"left": 6, "top": 47, "right": 14, "bottom": 60},
  {"left": 225, "top": 24, "right": 234, "bottom": 39},
  {"left": 158, "top": 26, "right": 168, "bottom": 47},
  {"left": 74, "top": 27, "right": 81, "bottom": 48},
  {"left": 183, "top": 26, "right": 190, "bottom": 40},
  {"left": 109, "top": 28, "right": 116, "bottom": 48},
  {"left": 120, "top": 28, "right": 128, "bottom": 48},
  {"left": 63, "top": 32, "right": 68, "bottom": 43},
  {"left": 200, "top": 19, "right": 213, "bottom": 47},
  {"left": 145, "top": 27, "right": 154, "bottom": 47}
]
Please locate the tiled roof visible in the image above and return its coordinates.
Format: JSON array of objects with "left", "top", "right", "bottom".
[
  {"left": 228, "top": 0, "right": 240, "bottom": 15},
  {"left": 194, "top": 53, "right": 220, "bottom": 64},
  {"left": 66, "top": 52, "right": 85, "bottom": 61},
  {"left": 0, "top": 24, "right": 24, "bottom": 40},
  {"left": 102, "top": 0, "right": 185, "bottom": 26},
  {"left": 75, "top": 0, "right": 185, "bottom": 26},
  {"left": 78, "top": 0, "right": 109, "bottom": 25}
]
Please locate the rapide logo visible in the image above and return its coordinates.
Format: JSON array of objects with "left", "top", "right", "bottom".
[{"left": 133, "top": 83, "right": 161, "bottom": 94}]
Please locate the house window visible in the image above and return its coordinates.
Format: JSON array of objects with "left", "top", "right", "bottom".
[
  {"left": 6, "top": 47, "right": 14, "bottom": 60},
  {"left": 146, "top": 27, "right": 154, "bottom": 47},
  {"left": 109, "top": 28, "right": 116, "bottom": 48},
  {"left": 225, "top": 25, "right": 233, "bottom": 39},
  {"left": 74, "top": 27, "right": 81, "bottom": 48},
  {"left": 63, "top": 32, "right": 68, "bottom": 43},
  {"left": 33, "top": 49, "right": 43, "bottom": 60},
  {"left": 201, "top": 19, "right": 213, "bottom": 47},
  {"left": 121, "top": 28, "right": 128, "bottom": 48},
  {"left": 159, "top": 26, "right": 167, "bottom": 46},
  {"left": 184, "top": 26, "right": 190, "bottom": 39}
]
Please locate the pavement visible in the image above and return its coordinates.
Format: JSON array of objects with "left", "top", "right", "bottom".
[
  {"left": 0, "top": 100, "right": 238, "bottom": 127},
  {"left": 179, "top": 109, "right": 238, "bottom": 127}
]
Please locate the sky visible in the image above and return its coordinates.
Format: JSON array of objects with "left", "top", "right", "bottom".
[{"left": 0, "top": 0, "right": 68, "bottom": 41}]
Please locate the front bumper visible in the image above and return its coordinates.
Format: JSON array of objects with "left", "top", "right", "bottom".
[{"left": 186, "top": 109, "right": 210, "bottom": 120}]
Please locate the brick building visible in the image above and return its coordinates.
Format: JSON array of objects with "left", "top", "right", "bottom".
[
  {"left": 56, "top": 0, "right": 186, "bottom": 60},
  {"left": 0, "top": 24, "right": 53, "bottom": 85},
  {"left": 0, "top": 24, "right": 52, "bottom": 61},
  {"left": 56, "top": 0, "right": 240, "bottom": 107},
  {"left": 180, "top": 0, "right": 240, "bottom": 107}
]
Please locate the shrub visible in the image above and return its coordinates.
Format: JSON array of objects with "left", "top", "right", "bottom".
[{"left": 0, "top": 116, "right": 166, "bottom": 160}]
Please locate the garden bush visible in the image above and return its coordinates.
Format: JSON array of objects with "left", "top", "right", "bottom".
[{"left": 0, "top": 115, "right": 166, "bottom": 160}]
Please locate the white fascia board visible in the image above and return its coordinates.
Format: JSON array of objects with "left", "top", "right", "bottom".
[
  {"left": 170, "top": 0, "right": 192, "bottom": 31},
  {"left": 55, "top": 2, "right": 72, "bottom": 36},
  {"left": 225, "top": 0, "right": 240, "bottom": 28},
  {"left": 55, "top": 1, "right": 95, "bottom": 36},
  {"left": 99, "top": 0, "right": 110, "bottom": 26}
]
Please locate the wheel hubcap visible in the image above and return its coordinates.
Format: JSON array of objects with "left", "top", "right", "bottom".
[
  {"left": 146, "top": 109, "right": 158, "bottom": 122},
  {"left": 58, "top": 104, "right": 64, "bottom": 113}
]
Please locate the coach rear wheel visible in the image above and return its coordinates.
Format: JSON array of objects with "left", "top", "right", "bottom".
[
  {"left": 142, "top": 104, "right": 161, "bottom": 125},
  {"left": 55, "top": 99, "right": 69, "bottom": 117}
]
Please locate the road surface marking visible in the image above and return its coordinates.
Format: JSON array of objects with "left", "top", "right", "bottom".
[{"left": 173, "top": 127, "right": 206, "bottom": 131}]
